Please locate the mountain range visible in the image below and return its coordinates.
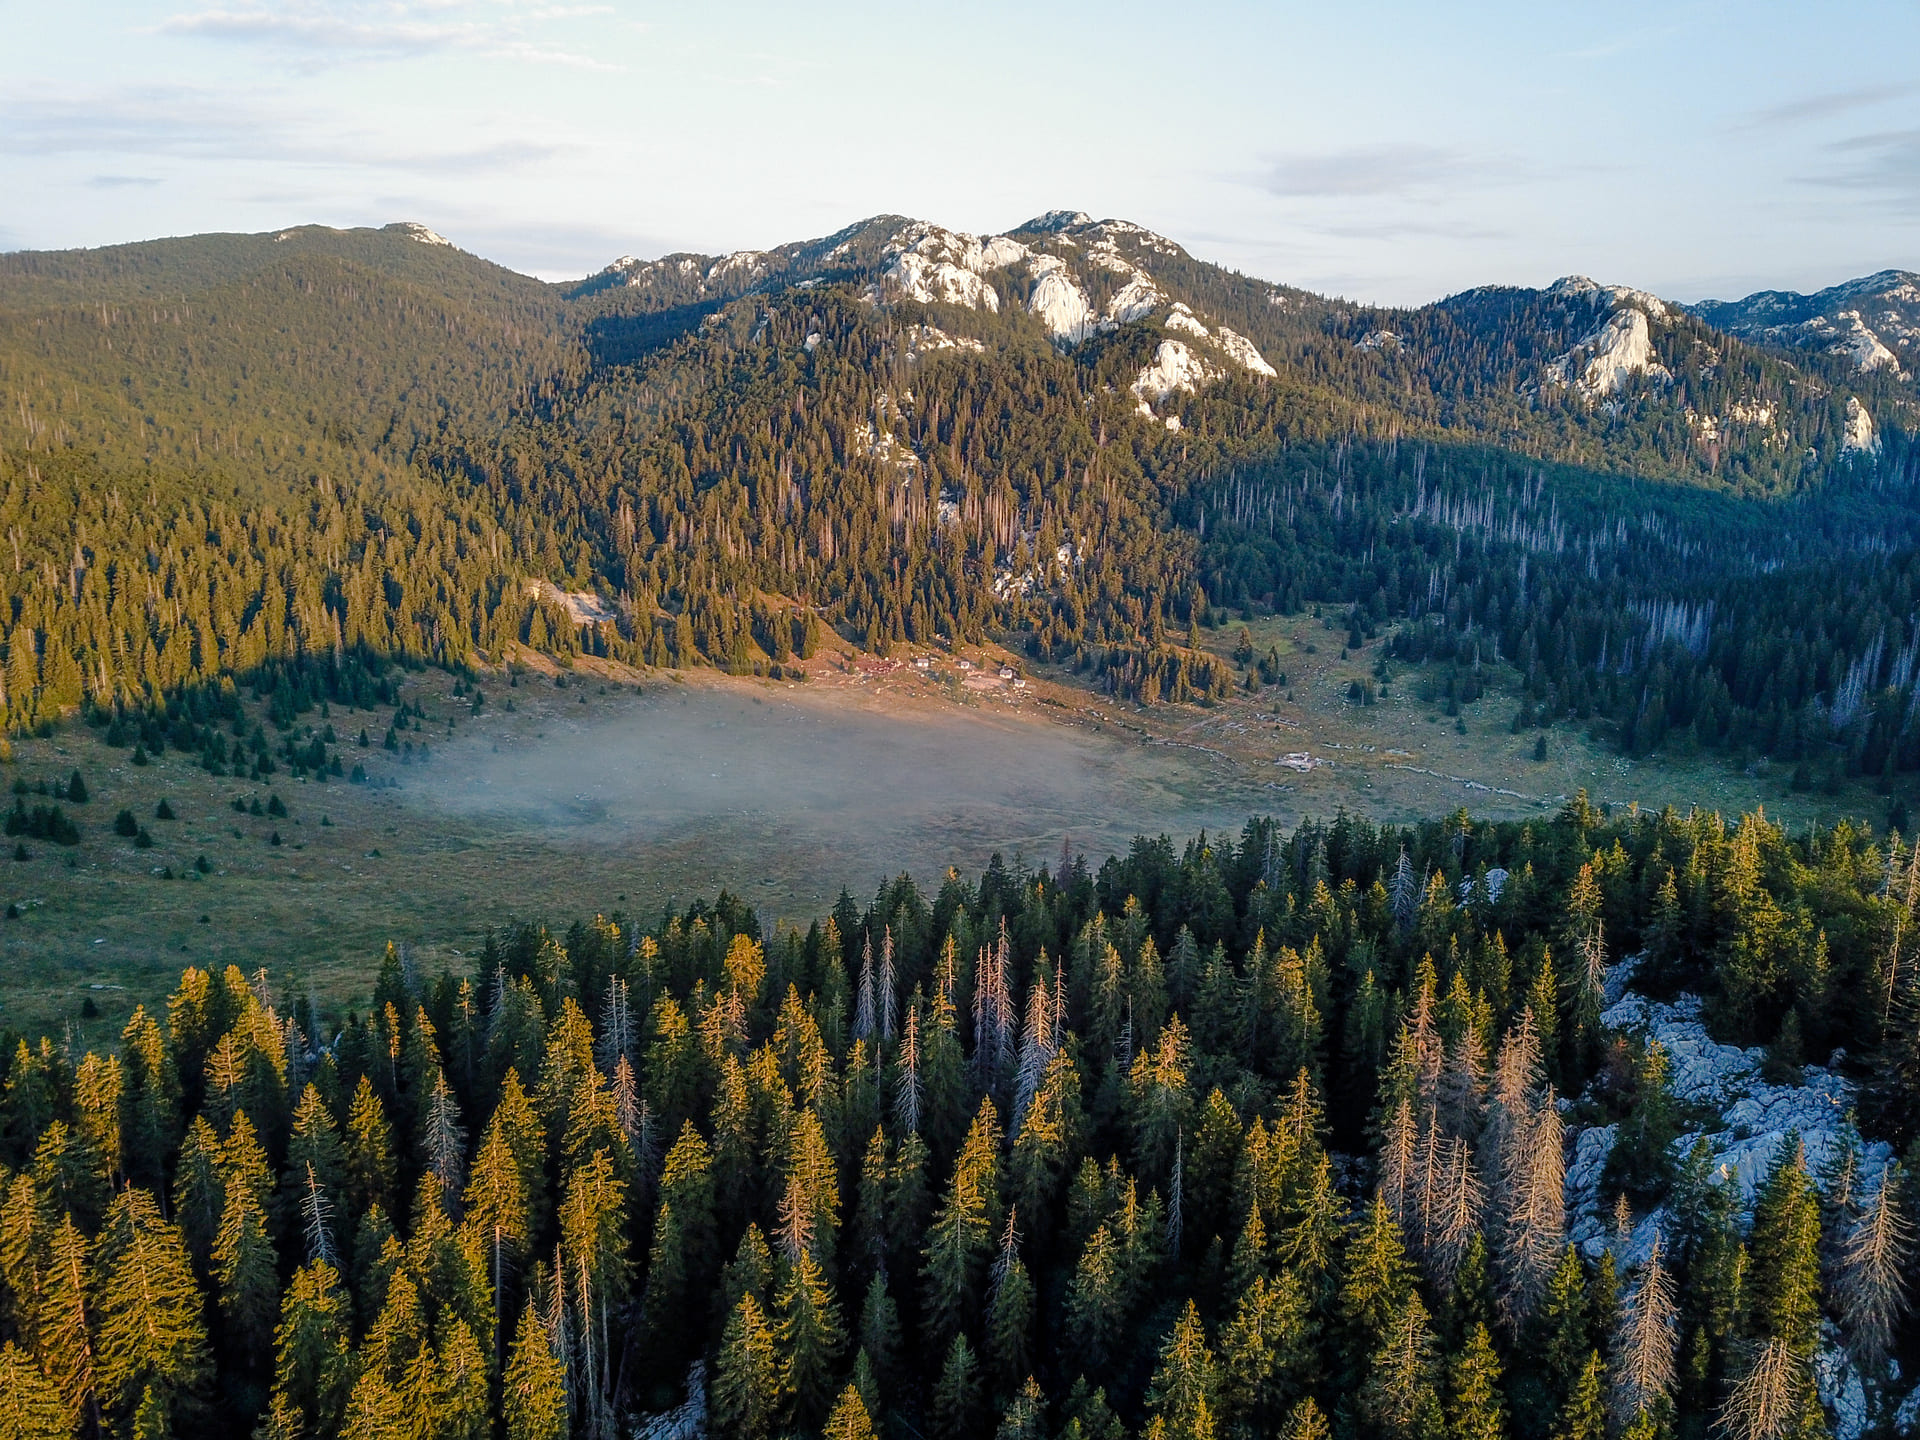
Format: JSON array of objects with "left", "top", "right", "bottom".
[{"left": 1, "top": 212, "right": 1919, "bottom": 774}]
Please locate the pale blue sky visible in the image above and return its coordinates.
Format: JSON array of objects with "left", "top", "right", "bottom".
[{"left": 3, "top": 0, "right": 1917, "bottom": 304}]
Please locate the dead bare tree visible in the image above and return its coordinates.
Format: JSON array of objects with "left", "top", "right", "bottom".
[
  {"left": 1610, "top": 1235, "right": 1678, "bottom": 1431},
  {"left": 1835, "top": 1164, "right": 1913, "bottom": 1370}
]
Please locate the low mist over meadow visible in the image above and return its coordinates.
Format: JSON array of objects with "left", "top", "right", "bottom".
[{"left": 416, "top": 680, "right": 1271, "bottom": 914}]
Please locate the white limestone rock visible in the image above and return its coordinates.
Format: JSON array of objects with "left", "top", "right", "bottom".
[
  {"left": 1843, "top": 395, "right": 1880, "bottom": 455},
  {"left": 386, "top": 221, "right": 454, "bottom": 248},
  {"left": 1818, "top": 1328, "right": 1870, "bottom": 1440},
  {"left": 1131, "top": 340, "right": 1219, "bottom": 413},
  {"left": 1549, "top": 306, "right": 1673, "bottom": 399},
  {"left": 1105, "top": 276, "right": 1165, "bottom": 325},
  {"left": 1568, "top": 982, "right": 1890, "bottom": 1271},
  {"left": 1216, "top": 326, "right": 1277, "bottom": 378},
  {"left": 1029, "top": 267, "right": 1096, "bottom": 343},
  {"left": 904, "top": 324, "right": 985, "bottom": 361},
  {"left": 1549, "top": 274, "right": 1670, "bottom": 320},
  {"left": 1164, "top": 304, "right": 1210, "bottom": 339},
  {"left": 1894, "top": 1379, "right": 1920, "bottom": 1433},
  {"left": 872, "top": 222, "right": 1033, "bottom": 313}
]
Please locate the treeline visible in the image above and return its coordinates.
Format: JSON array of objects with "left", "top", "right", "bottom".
[
  {"left": 5, "top": 220, "right": 1919, "bottom": 732},
  {"left": 1189, "top": 433, "right": 1920, "bottom": 780},
  {"left": 4, "top": 800, "right": 1920, "bottom": 1436}
]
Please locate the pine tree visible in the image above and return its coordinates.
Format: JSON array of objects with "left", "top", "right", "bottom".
[
  {"left": 0, "top": 1343, "right": 66, "bottom": 1440},
  {"left": 932, "top": 1333, "right": 983, "bottom": 1440},
  {"left": 1146, "top": 1301, "right": 1219, "bottom": 1440},
  {"left": 91, "top": 1186, "right": 210, "bottom": 1433},
  {"left": 1359, "top": 1292, "right": 1443, "bottom": 1440},
  {"left": 713, "top": 1293, "right": 781, "bottom": 1440},
  {"left": 779, "top": 1249, "right": 845, "bottom": 1427},
  {"left": 1445, "top": 1322, "right": 1507, "bottom": 1440},
  {"left": 1554, "top": 1350, "right": 1606, "bottom": 1440},
  {"left": 824, "top": 1384, "right": 879, "bottom": 1440},
  {"left": 264, "top": 1262, "right": 355, "bottom": 1438}
]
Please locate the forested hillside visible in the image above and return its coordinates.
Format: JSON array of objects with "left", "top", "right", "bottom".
[
  {"left": 2, "top": 800, "right": 1919, "bottom": 1437},
  {"left": 5, "top": 216, "right": 1920, "bottom": 780}
]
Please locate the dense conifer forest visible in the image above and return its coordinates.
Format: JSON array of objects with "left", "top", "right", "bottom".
[
  {"left": 6, "top": 219, "right": 1920, "bottom": 781},
  {"left": 3, "top": 799, "right": 1920, "bottom": 1438}
]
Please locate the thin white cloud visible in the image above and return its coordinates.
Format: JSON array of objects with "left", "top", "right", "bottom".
[
  {"left": 1801, "top": 127, "right": 1920, "bottom": 214},
  {"left": 157, "top": 0, "right": 618, "bottom": 70},
  {"left": 1741, "top": 84, "right": 1914, "bottom": 130},
  {"left": 1261, "top": 145, "right": 1532, "bottom": 200},
  {"left": 0, "top": 86, "right": 568, "bottom": 174}
]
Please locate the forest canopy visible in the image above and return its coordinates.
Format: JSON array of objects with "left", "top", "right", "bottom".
[
  {"left": 3, "top": 799, "right": 1920, "bottom": 1438},
  {"left": 7, "top": 220, "right": 1920, "bottom": 785}
]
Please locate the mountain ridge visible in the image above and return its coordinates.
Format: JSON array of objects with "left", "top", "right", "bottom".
[{"left": 4, "top": 208, "right": 1920, "bottom": 784}]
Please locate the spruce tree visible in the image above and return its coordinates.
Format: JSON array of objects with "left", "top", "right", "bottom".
[
  {"left": 714, "top": 1294, "right": 781, "bottom": 1440},
  {"left": 1277, "top": 1396, "right": 1330, "bottom": 1440},
  {"left": 1337, "top": 1196, "right": 1415, "bottom": 1380},
  {"left": 1359, "top": 1292, "right": 1443, "bottom": 1440},
  {"left": 858, "top": 1272, "right": 902, "bottom": 1394},
  {"left": 922, "top": 1099, "right": 1001, "bottom": 1347},
  {"left": 986, "top": 1246, "right": 1036, "bottom": 1391},
  {"left": 1065, "top": 1224, "right": 1127, "bottom": 1377},
  {"left": 214, "top": 1171, "right": 281, "bottom": 1362},
  {"left": 1554, "top": 1351, "right": 1606, "bottom": 1440},
  {"left": 463, "top": 1117, "right": 532, "bottom": 1336},
  {"left": 1834, "top": 1162, "right": 1912, "bottom": 1369},
  {"left": 263, "top": 1262, "right": 355, "bottom": 1438},
  {"left": 824, "top": 1384, "right": 879, "bottom": 1440},
  {"left": 0, "top": 1342, "right": 67, "bottom": 1440},
  {"left": 1724, "top": 1141, "right": 1825, "bottom": 1440},
  {"left": 343, "top": 1075, "right": 397, "bottom": 1219},
  {"left": 1534, "top": 1246, "right": 1589, "bottom": 1406},
  {"left": 931, "top": 1333, "right": 983, "bottom": 1440},
  {"left": 36, "top": 1216, "right": 96, "bottom": 1434},
  {"left": 1445, "top": 1322, "right": 1507, "bottom": 1440},
  {"left": 779, "top": 1249, "right": 846, "bottom": 1427},
  {"left": 1146, "top": 1301, "right": 1219, "bottom": 1440},
  {"left": 172, "top": 1115, "right": 226, "bottom": 1270},
  {"left": 1217, "top": 1271, "right": 1309, "bottom": 1440},
  {"left": 995, "top": 1376, "right": 1048, "bottom": 1440},
  {"left": 91, "top": 1187, "right": 210, "bottom": 1434}
]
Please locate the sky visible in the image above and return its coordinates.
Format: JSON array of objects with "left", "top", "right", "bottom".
[{"left": 2, "top": 0, "right": 1917, "bottom": 306}]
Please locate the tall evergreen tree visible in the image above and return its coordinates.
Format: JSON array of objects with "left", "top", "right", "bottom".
[{"left": 91, "top": 1187, "right": 210, "bottom": 1434}]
